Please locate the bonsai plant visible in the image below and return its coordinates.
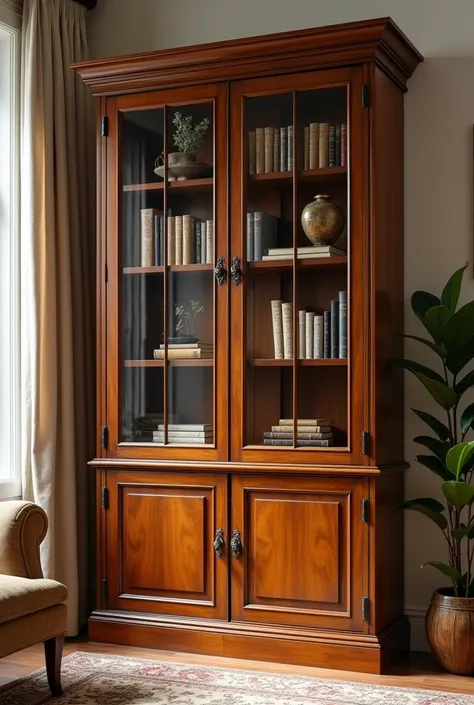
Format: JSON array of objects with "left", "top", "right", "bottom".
[
  {"left": 171, "top": 299, "right": 204, "bottom": 343},
  {"left": 398, "top": 263, "right": 474, "bottom": 674},
  {"left": 171, "top": 111, "right": 210, "bottom": 159}
]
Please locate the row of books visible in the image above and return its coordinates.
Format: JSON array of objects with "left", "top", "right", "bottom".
[
  {"left": 262, "top": 245, "right": 346, "bottom": 261},
  {"left": 152, "top": 423, "right": 213, "bottom": 444},
  {"left": 304, "top": 123, "right": 347, "bottom": 170},
  {"left": 152, "top": 342, "right": 213, "bottom": 360},
  {"left": 246, "top": 212, "right": 278, "bottom": 261},
  {"left": 141, "top": 208, "right": 214, "bottom": 267},
  {"left": 271, "top": 292, "right": 347, "bottom": 360},
  {"left": 263, "top": 418, "right": 334, "bottom": 447}
]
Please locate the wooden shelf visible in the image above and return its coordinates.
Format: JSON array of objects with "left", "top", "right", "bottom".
[
  {"left": 123, "top": 177, "right": 213, "bottom": 193},
  {"left": 249, "top": 358, "right": 348, "bottom": 367},
  {"left": 123, "top": 264, "right": 214, "bottom": 274},
  {"left": 247, "top": 256, "right": 347, "bottom": 272},
  {"left": 249, "top": 167, "right": 347, "bottom": 187},
  {"left": 124, "top": 359, "right": 214, "bottom": 367}
]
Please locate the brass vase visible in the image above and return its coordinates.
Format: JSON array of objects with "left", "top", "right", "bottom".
[{"left": 301, "top": 194, "right": 345, "bottom": 247}]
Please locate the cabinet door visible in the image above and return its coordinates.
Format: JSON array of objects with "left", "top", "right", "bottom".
[
  {"left": 106, "top": 470, "right": 228, "bottom": 620},
  {"left": 231, "top": 474, "right": 368, "bottom": 631},
  {"left": 230, "top": 68, "right": 366, "bottom": 465},
  {"left": 104, "top": 83, "right": 228, "bottom": 461}
]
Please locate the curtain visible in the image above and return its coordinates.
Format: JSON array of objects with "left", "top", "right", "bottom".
[{"left": 21, "top": 0, "right": 95, "bottom": 635}]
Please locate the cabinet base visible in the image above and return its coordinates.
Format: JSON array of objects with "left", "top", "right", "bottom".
[{"left": 88, "top": 610, "right": 409, "bottom": 675}]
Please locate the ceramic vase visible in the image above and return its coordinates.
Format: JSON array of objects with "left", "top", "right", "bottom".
[{"left": 301, "top": 194, "right": 345, "bottom": 246}]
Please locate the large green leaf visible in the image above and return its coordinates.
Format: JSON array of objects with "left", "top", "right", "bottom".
[
  {"left": 423, "top": 306, "right": 453, "bottom": 343},
  {"left": 411, "top": 409, "right": 451, "bottom": 441},
  {"left": 445, "top": 336, "right": 474, "bottom": 375},
  {"left": 416, "top": 455, "right": 451, "bottom": 480},
  {"left": 413, "top": 436, "right": 450, "bottom": 461},
  {"left": 461, "top": 403, "right": 474, "bottom": 435},
  {"left": 411, "top": 291, "right": 441, "bottom": 322},
  {"left": 400, "top": 498, "right": 447, "bottom": 530},
  {"left": 393, "top": 359, "right": 445, "bottom": 385},
  {"left": 446, "top": 442, "right": 474, "bottom": 479},
  {"left": 403, "top": 335, "right": 446, "bottom": 358},
  {"left": 441, "top": 263, "right": 469, "bottom": 312},
  {"left": 414, "top": 373, "right": 458, "bottom": 411},
  {"left": 442, "top": 480, "right": 474, "bottom": 508},
  {"left": 443, "top": 301, "right": 474, "bottom": 353},
  {"left": 456, "top": 369, "right": 474, "bottom": 398},
  {"left": 422, "top": 561, "right": 463, "bottom": 583}
]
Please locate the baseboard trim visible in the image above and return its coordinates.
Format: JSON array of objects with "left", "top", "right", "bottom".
[{"left": 405, "top": 607, "right": 428, "bottom": 652}]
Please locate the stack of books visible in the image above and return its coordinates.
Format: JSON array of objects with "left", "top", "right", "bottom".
[
  {"left": 303, "top": 123, "right": 347, "bottom": 170},
  {"left": 131, "top": 414, "right": 167, "bottom": 442},
  {"left": 262, "top": 245, "right": 345, "bottom": 261},
  {"left": 140, "top": 208, "right": 214, "bottom": 267},
  {"left": 248, "top": 125, "right": 294, "bottom": 174},
  {"left": 246, "top": 212, "right": 279, "bottom": 261},
  {"left": 263, "top": 418, "right": 334, "bottom": 446},
  {"left": 271, "top": 293, "right": 347, "bottom": 360},
  {"left": 153, "top": 423, "right": 213, "bottom": 444},
  {"left": 153, "top": 342, "right": 214, "bottom": 360}
]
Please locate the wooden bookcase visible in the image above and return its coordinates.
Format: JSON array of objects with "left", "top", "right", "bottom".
[{"left": 74, "top": 18, "right": 423, "bottom": 674}]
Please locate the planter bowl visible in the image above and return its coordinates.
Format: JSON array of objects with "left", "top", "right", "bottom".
[{"left": 425, "top": 588, "right": 474, "bottom": 674}]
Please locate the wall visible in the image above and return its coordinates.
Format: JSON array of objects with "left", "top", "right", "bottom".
[{"left": 87, "top": 0, "right": 474, "bottom": 650}]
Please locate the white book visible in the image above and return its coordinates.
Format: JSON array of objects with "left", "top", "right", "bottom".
[
  {"left": 153, "top": 431, "right": 213, "bottom": 440},
  {"left": 167, "top": 216, "right": 176, "bottom": 265},
  {"left": 262, "top": 252, "right": 344, "bottom": 261},
  {"left": 271, "top": 300, "right": 284, "bottom": 359},
  {"left": 182, "top": 214, "right": 194, "bottom": 265},
  {"left": 141, "top": 208, "right": 158, "bottom": 267},
  {"left": 157, "top": 424, "right": 213, "bottom": 431},
  {"left": 264, "top": 126, "right": 274, "bottom": 173},
  {"left": 282, "top": 302, "right": 293, "bottom": 359},
  {"left": 153, "top": 437, "right": 213, "bottom": 445},
  {"left": 256, "top": 127, "right": 264, "bottom": 174},
  {"left": 305, "top": 312, "right": 314, "bottom": 359},
  {"left": 313, "top": 315, "right": 324, "bottom": 358},
  {"left": 206, "top": 220, "right": 213, "bottom": 264},
  {"left": 298, "top": 310, "right": 306, "bottom": 359},
  {"left": 200, "top": 222, "right": 206, "bottom": 264},
  {"left": 266, "top": 245, "right": 346, "bottom": 256},
  {"left": 175, "top": 215, "right": 183, "bottom": 265},
  {"left": 159, "top": 342, "right": 213, "bottom": 350}
]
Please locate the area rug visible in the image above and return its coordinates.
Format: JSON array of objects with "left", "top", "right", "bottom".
[{"left": 0, "top": 652, "right": 473, "bottom": 705}]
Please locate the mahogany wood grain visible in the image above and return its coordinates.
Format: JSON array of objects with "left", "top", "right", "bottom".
[
  {"left": 123, "top": 264, "right": 213, "bottom": 274},
  {"left": 247, "top": 257, "right": 347, "bottom": 272},
  {"left": 249, "top": 359, "right": 347, "bottom": 367},
  {"left": 123, "top": 360, "right": 214, "bottom": 367},
  {"left": 123, "top": 177, "right": 213, "bottom": 192}
]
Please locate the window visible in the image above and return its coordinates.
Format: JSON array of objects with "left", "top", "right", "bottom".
[{"left": 0, "top": 5, "right": 20, "bottom": 499}]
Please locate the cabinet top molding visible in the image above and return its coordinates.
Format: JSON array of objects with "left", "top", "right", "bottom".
[{"left": 73, "top": 17, "right": 423, "bottom": 96}]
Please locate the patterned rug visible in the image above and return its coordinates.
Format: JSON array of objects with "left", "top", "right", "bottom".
[{"left": 0, "top": 652, "right": 472, "bottom": 705}]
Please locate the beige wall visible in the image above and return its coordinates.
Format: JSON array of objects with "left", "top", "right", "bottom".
[{"left": 87, "top": 0, "right": 474, "bottom": 645}]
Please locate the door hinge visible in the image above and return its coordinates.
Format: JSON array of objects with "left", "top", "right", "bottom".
[
  {"left": 101, "top": 115, "right": 109, "bottom": 137},
  {"left": 362, "top": 498, "right": 370, "bottom": 523},
  {"left": 362, "top": 84, "right": 370, "bottom": 108},
  {"left": 101, "top": 426, "right": 108, "bottom": 449},
  {"left": 361, "top": 431, "right": 370, "bottom": 456},
  {"left": 101, "top": 578, "right": 108, "bottom": 602},
  {"left": 362, "top": 596, "right": 370, "bottom": 622},
  {"left": 101, "top": 487, "right": 109, "bottom": 510}
]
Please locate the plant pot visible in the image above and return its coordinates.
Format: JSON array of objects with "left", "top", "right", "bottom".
[
  {"left": 301, "top": 194, "right": 345, "bottom": 247},
  {"left": 154, "top": 152, "right": 212, "bottom": 181},
  {"left": 425, "top": 588, "right": 474, "bottom": 674}
]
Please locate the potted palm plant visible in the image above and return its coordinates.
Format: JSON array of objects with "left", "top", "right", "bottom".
[{"left": 398, "top": 263, "right": 474, "bottom": 674}]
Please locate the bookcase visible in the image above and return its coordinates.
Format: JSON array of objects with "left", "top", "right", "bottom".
[{"left": 75, "top": 18, "right": 422, "bottom": 674}]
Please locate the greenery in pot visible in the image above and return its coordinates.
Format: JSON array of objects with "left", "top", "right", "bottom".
[
  {"left": 398, "top": 263, "right": 474, "bottom": 597},
  {"left": 172, "top": 112, "right": 210, "bottom": 156},
  {"left": 174, "top": 300, "right": 204, "bottom": 338}
]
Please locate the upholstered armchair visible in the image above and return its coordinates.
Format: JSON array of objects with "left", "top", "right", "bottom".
[{"left": 0, "top": 501, "right": 67, "bottom": 697}]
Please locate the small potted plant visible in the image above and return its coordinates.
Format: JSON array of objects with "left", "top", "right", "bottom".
[
  {"left": 155, "top": 112, "right": 211, "bottom": 181},
  {"left": 397, "top": 263, "right": 474, "bottom": 674},
  {"left": 168, "top": 299, "right": 204, "bottom": 344}
]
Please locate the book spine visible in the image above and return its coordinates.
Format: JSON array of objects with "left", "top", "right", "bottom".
[
  {"left": 206, "top": 220, "right": 213, "bottom": 264},
  {"left": 264, "top": 126, "right": 274, "bottom": 173},
  {"left": 335, "top": 125, "right": 341, "bottom": 167},
  {"left": 154, "top": 437, "right": 212, "bottom": 445},
  {"left": 153, "top": 348, "right": 210, "bottom": 359},
  {"left": 298, "top": 309, "right": 306, "bottom": 359},
  {"left": 319, "top": 122, "right": 329, "bottom": 168},
  {"left": 167, "top": 215, "right": 176, "bottom": 265},
  {"left": 280, "top": 127, "right": 287, "bottom": 172},
  {"left": 246, "top": 212, "right": 254, "bottom": 262},
  {"left": 341, "top": 123, "right": 347, "bottom": 167},
  {"left": 200, "top": 222, "right": 206, "bottom": 265},
  {"left": 175, "top": 215, "right": 183, "bottom": 265},
  {"left": 330, "top": 299, "right": 339, "bottom": 358},
  {"left": 304, "top": 125, "right": 309, "bottom": 170},
  {"left": 323, "top": 310, "right": 330, "bottom": 358},
  {"left": 254, "top": 212, "right": 263, "bottom": 260},
  {"left": 273, "top": 127, "right": 280, "bottom": 172},
  {"left": 279, "top": 418, "right": 329, "bottom": 425},
  {"left": 271, "top": 300, "right": 284, "bottom": 359},
  {"left": 182, "top": 214, "right": 193, "bottom": 265},
  {"left": 264, "top": 439, "right": 331, "bottom": 447},
  {"left": 287, "top": 124, "right": 294, "bottom": 171},
  {"left": 305, "top": 311, "right": 314, "bottom": 359},
  {"left": 255, "top": 127, "right": 264, "bottom": 174},
  {"left": 328, "top": 124, "right": 336, "bottom": 168},
  {"left": 339, "top": 290, "right": 347, "bottom": 358},
  {"left": 159, "top": 343, "right": 213, "bottom": 349},
  {"left": 282, "top": 302, "right": 293, "bottom": 359},
  {"left": 154, "top": 214, "right": 160, "bottom": 266},
  {"left": 153, "top": 431, "right": 213, "bottom": 439},
  {"left": 272, "top": 425, "right": 330, "bottom": 433},
  {"left": 248, "top": 130, "right": 256, "bottom": 174},
  {"left": 160, "top": 215, "right": 164, "bottom": 266},
  {"left": 313, "top": 314, "right": 323, "bottom": 359},
  {"left": 195, "top": 218, "right": 201, "bottom": 264},
  {"left": 158, "top": 424, "right": 213, "bottom": 431},
  {"left": 264, "top": 432, "right": 333, "bottom": 440},
  {"left": 309, "top": 122, "right": 319, "bottom": 170},
  {"left": 140, "top": 208, "right": 156, "bottom": 266}
]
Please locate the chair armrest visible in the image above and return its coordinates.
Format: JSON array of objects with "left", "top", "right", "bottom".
[{"left": 0, "top": 501, "right": 47, "bottom": 578}]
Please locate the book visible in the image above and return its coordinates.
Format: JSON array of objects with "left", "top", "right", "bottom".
[
  {"left": 278, "top": 418, "right": 329, "bottom": 425},
  {"left": 153, "top": 436, "right": 213, "bottom": 445},
  {"left": 254, "top": 212, "right": 278, "bottom": 261},
  {"left": 323, "top": 310, "right": 330, "bottom": 358},
  {"left": 341, "top": 123, "right": 347, "bottom": 166},
  {"left": 154, "top": 214, "right": 161, "bottom": 266},
  {"left": 319, "top": 122, "right": 329, "bottom": 168},
  {"left": 298, "top": 309, "right": 306, "bottom": 359},
  {"left": 339, "top": 290, "right": 347, "bottom": 358},
  {"left": 195, "top": 218, "right": 201, "bottom": 263},
  {"left": 246, "top": 212, "right": 254, "bottom": 262},
  {"left": 157, "top": 424, "right": 213, "bottom": 431},
  {"left": 309, "top": 122, "right": 319, "bottom": 170},
  {"left": 287, "top": 124, "right": 294, "bottom": 171},
  {"left": 328, "top": 124, "right": 336, "bottom": 168},
  {"left": 264, "top": 126, "right": 274, "bottom": 173},
  {"left": 248, "top": 130, "right": 256, "bottom": 174},
  {"left": 153, "top": 348, "right": 213, "bottom": 359},
  {"left": 175, "top": 215, "right": 183, "bottom": 265},
  {"left": 255, "top": 127, "right": 264, "bottom": 174},
  {"left": 282, "top": 302, "right": 293, "bottom": 359},
  {"left": 280, "top": 126, "right": 287, "bottom": 172},
  {"left": 140, "top": 208, "right": 158, "bottom": 266},
  {"left": 271, "top": 300, "right": 284, "bottom": 359},
  {"left": 265, "top": 245, "right": 346, "bottom": 257},
  {"left": 167, "top": 215, "right": 176, "bottom": 265},
  {"left": 335, "top": 124, "right": 341, "bottom": 167},
  {"left": 262, "top": 252, "right": 344, "bottom": 261},
  {"left": 313, "top": 314, "right": 323, "bottom": 359},
  {"left": 183, "top": 214, "right": 194, "bottom": 265},
  {"left": 305, "top": 311, "right": 314, "bottom": 359},
  {"left": 271, "top": 426, "right": 332, "bottom": 433},
  {"left": 206, "top": 220, "right": 213, "bottom": 263},
  {"left": 264, "top": 432, "right": 333, "bottom": 440},
  {"left": 200, "top": 221, "right": 206, "bottom": 264},
  {"left": 273, "top": 127, "right": 280, "bottom": 172},
  {"left": 159, "top": 342, "right": 213, "bottom": 349},
  {"left": 160, "top": 215, "right": 165, "bottom": 265},
  {"left": 264, "top": 438, "right": 332, "bottom": 447},
  {"left": 304, "top": 126, "right": 309, "bottom": 170},
  {"left": 153, "top": 431, "right": 213, "bottom": 439},
  {"left": 330, "top": 299, "right": 339, "bottom": 358}
]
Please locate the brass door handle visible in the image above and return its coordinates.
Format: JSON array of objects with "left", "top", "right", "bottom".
[
  {"left": 230, "top": 529, "right": 242, "bottom": 558},
  {"left": 213, "top": 528, "right": 225, "bottom": 558}
]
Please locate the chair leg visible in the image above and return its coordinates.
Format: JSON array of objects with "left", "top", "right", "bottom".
[{"left": 44, "top": 634, "right": 65, "bottom": 697}]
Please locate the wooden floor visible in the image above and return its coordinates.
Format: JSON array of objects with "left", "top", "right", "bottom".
[{"left": 0, "top": 639, "right": 473, "bottom": 695}]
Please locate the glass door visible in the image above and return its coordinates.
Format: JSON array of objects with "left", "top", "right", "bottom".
[
  {"left": 106, "top": 84, "right": 228, "bottom": 460},
  {"left": 230, "top": 68, "right": 365, "bottom": 464}
]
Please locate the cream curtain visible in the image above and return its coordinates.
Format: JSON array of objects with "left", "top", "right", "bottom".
[{"left": 21, "top": 0, "right": 95, "bottom": 635}]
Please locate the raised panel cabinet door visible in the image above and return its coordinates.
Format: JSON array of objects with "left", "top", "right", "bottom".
[
  {"left": 106, "top": 470, "right": 228, "bottom": 620},
  {"left": 231, "top": 474, "right": 368, "bottom": 631}
]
